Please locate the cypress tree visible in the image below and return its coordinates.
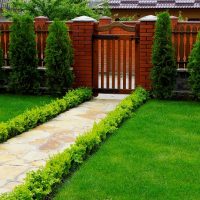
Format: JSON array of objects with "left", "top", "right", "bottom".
[
  {"left": 151, "top": 12, "right": 177, "bottom": 99},
  {"left": 45, "top": 20, "right": 73, "bottom": 96},
  {"left": 0, "top": 44, "right": 3, "bottom": 90},
  {"left": 187, "top": 32, "right": 200, "bottom": 99},
  {"left": 9, "top": 14, "right": 39, "bottom": 94}
]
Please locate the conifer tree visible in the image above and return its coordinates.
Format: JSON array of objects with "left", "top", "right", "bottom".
[
  {"left": 187, "top": 32, "right": 200, "bottom": 99},
  {"left": 45, "top": 20, "right": 73, "bottom": 95},
  {"left": 0, "top": 43, "right": 3, "bottom": 88},
  {"left": 151, "top": 12, "right": 177, "bottom": 99},
  {"left": 9, "top": 14, "right": 39, "bottom": 94}
]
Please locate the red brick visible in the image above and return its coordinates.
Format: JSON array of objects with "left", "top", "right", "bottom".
[
  {"left": 140, "top": 25, "right": 154, "bottom": 29},
  {"left": 140, "top": 36, "right": 147, "bottom": 41},
  {"left": 147, "top": 29, "right": 155, "bottom": 33},
  {"left": 147, "top": 37, "right": 153, "bottom": 41},
  {"left": 140, "top": 28, "right": 147, "bottom": 33},
  {"left": 140, "top": 41, "right": 153, "bottom": 45},
  {"left": 141, "top": 33, "right": 154, "bottom": 37},
  {"left": 146, "top": 22, "right": 155, "bottom": 25}
]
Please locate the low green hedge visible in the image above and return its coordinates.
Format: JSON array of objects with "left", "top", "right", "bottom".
[
  {"left": 0, "top": 87, "right": 149, "bottom": 200},
  {"left": 0, "top": 88, "right": 92, "bottom": 143}
]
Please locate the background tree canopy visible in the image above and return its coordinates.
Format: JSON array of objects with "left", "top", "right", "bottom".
[{"left": 4, "top": 0, "right": 111, "bottom": 20}]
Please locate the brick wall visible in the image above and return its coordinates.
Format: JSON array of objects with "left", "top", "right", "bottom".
[{"left": 1, "top": 16, "right": 199, "bottom": 91}]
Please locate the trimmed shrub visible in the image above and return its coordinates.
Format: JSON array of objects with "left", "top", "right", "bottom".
[
  {"left": 45, "top": 19, "right": 73, "bottom": 96},
  {"left": 187, "top": 32, "right": 200, "bottom": 99},
  {"left": 0, "top": 42, "right": 3, "bottom": 69},
  {"left": 0, "top": 87, "right": 149, "bottom": 200},
  {"left": 0, "top": 39, "right": 4, "bottom": 88},
  {"left": 9, "top": 14, "right": 39, "bottom": 94},
  {"left": 0, "top": 88, "right": 92, "bottom": 143},
  {"left": 151, "top": 12, "right": 177, "bottom": 99}
]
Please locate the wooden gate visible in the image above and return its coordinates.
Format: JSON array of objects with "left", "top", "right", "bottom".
[{"left": 92, "top": 22, "right": 138, "bottom": 94}]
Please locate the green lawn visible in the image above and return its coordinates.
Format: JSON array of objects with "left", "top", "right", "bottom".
[
  {"left": 54, "top": 100, "right": 200, "bottom": 200},
  {"left": 0, "top": 94, "right": 53, "bottom": 122}
]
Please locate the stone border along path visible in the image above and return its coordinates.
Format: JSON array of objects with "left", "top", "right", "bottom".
[{"left": 0, "top": 94, "right": 127, "bottom": 194}]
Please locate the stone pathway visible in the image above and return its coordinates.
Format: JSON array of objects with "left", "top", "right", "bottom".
[{"left": 0, "top": 94, "right": 127, "bottom": 194}]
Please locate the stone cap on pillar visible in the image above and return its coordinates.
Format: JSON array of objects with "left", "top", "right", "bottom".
[
  {"left": 139, "top": 15, "right": 157, "bottom": 22},
  {"left": 99, "top": 16, "right": 112, "bottom": 20},
  {"left": 34, "top": 16, "right": 49, "bottom": 22},
  {"left": 170, "top": 16, "right": 178, "bottom": 20},
  {"left": 71, "top": 16, "right": 97, "bottom": 22}
]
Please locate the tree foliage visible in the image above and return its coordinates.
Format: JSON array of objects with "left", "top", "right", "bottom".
[
  {"left": 4, "top": 0, "right": 99, "bottom": 20},
  {"left": 94, "top": 0, "right": 112, "bottom": 17},
  {"left": 0, "top": 41, "right": 3, "bottom": 89},
  {"left": 0, "top": 44, "right": 3, "bottom": 69},
  {"left": 9, "top": 14, "right": 39, "bottom": 94},
  {"left": 45, "top": 20, "right": 73, "bottom": 95},
  {"left": 151, "top": 12, "right": 177, "bottom": 99},
  {"left": 187, "top": 32, "right": 200, "bottom": 99}
]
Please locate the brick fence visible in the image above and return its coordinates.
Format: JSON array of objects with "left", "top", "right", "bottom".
[{"left": 0, "top": 15, "right": 200, "bottom": 91}]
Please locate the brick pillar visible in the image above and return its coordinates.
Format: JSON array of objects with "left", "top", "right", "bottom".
[
  {"left": 170, "top": 16, "right": 178, "bottom": 27},
  {"left": 99, "top": 16, "right": 112, "bottom": 26},
  {"left": 70, "top": 16, "right": 97, "bottom": 88},
  {"left": 34, "top": 16, "right": 49, "bottom": 27},
  {"left": 137, "top": 15, "right": 157, "bottom": 90}
]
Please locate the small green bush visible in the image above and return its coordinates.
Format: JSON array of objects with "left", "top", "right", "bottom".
[
  {"left": 0, "top": 87, "right": 148, "bottom": 200},
  {"left": 0, "top": 39, "right": 4, "bottom": 88},
  {"left": 187, "top": 32, "right": 200, "bottom": 99},
  {"left": 151, "top": 12, "right": 177, "bottom": 99},
  {"left": 0, "top": 88, "right": 92, "bottom": 143},
  {"left": 9, "top": 14, "right": 39, "bottom": 94},
  {"left": 0, "top": 41, "right": 3, "bottom": 69},
  {"left": 45, "top": 19, "right": 73, "bottom": 96}
]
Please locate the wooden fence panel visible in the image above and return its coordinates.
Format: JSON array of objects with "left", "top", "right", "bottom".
[{"left": 172, "top": 22, "right": 200, "bottom": 69}]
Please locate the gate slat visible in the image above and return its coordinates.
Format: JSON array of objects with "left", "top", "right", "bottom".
[
  {"left": 123, "top": 40, "right": 126, "bottom": 89},
  {"left": 129, "top": 39, "right": 132, "bottom": 89},
  {"left": 106, "top": 40, "right": 110, "bottom": 89},
  {"left": 118, "top": 39, "right": 121, "bottom": 89},
  {"left": 101, "top": 40, "right": 104, "bottom": 88},
  {"left": 112, "top": 39, "right": 115, "bottom": 89}
]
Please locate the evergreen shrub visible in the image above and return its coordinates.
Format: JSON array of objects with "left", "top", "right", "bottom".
[
  {"left": 9, "top": 14, "right": 39, "bottom": 94},
  {"left": 45, "top": 19, "right": 73, "bottom": 96},
  {"left": 0, "top": 42, "right": 3, "bottom": 88},
  {"left": 151, "top": 12, "right": 177, "bottom": 99},
  {"left": 187, "top": 32, "right": 200, "bottom": 99},
  {"left": 0, "top": 43, "right": 3, "bottom": 69}
]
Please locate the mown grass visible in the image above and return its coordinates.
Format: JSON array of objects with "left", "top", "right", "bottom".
[
  {"left": 54, "top": 100, "right": 200, "bottom": 200},
  {"left": 0, "top": 94, "right": 53, "bottom": 122}
]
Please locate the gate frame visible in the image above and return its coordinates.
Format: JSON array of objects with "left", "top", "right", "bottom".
[{"left": 92, "top": 20, "right": 140, "bottom": 94}]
